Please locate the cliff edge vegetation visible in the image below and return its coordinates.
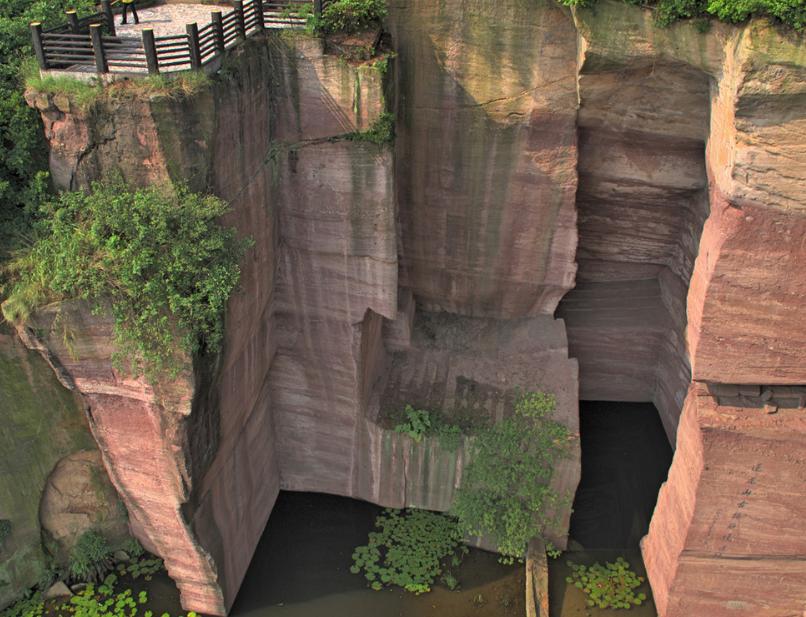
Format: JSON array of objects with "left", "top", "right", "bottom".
[
  {"left": 561, "top": 0, "right": 804, "bottom": 28},
  {"left": 2, "top": 181, "right": 249, "bottom": 380}
]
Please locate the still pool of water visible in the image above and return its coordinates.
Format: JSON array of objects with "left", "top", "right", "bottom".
[
  {"left": 549, "top": 549, "right": 657, "bottom": 617},
  {"left": 231, "top": 492, "right": 525, "bottom": 617}
]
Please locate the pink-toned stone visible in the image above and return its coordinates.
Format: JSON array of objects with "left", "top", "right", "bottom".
[
  {"left": 643, "top": 385, "right": 806, "bottom": 617},
  {"left": 390, "top": 0, "right": 579, "bottom": 318}
]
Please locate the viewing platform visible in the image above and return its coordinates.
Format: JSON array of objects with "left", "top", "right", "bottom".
[{"left": 30, "top": 0, "right": 319, "bottom": 76}]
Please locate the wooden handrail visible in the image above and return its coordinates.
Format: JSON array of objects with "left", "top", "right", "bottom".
[{"left": 31, "top": 0, "right": 314, "bottom": 76}]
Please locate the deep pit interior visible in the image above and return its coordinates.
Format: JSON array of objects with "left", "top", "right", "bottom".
[
  {"left": 558, "top": 60, "right": 711, "bottom": 441},
  {"left": 5, "top": 1, "right": 805, "bottom": 616}
]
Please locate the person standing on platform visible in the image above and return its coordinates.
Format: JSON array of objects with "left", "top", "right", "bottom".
[{"left": 121, "top": 0, "right": 139, "bottom": 25}]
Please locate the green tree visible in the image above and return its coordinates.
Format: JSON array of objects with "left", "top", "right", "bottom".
[
  {"left": 453, "top": 391, "right": 572, "bottom": 562},
  {"left": 3, "top": 181, "right": 249, "bottom": 380},
  {"left": 0, "top": 0, "right": 96, "bottom": 254}
]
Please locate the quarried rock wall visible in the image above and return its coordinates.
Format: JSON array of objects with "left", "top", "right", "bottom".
[
  {"left": 17, "top": 3, "right": 806, "bottom": 616},
  {"left": 389, "top": 0, "right": 579, "bottom": 318},
  {"left": 643, "top": 385, "right": 806, "bottom": 616}
]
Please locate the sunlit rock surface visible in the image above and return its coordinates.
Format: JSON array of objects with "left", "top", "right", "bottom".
[{"left": 12, "top": 1, "right": 806, "bottom": 616}]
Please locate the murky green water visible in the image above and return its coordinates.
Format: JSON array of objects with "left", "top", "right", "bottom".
[
  {"left": 231, "top": 492, "right": 525, "bottom": 617},
  {"left": 549, "top": 549, "right": 657, "bottom": 617},
  {"left": 550, "top": 401, "right": 672, "bottom": 617}
]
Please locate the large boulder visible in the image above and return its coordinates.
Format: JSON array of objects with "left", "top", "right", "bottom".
[{"left": 39, "top": 450, "right": 129, "bottom": 566}]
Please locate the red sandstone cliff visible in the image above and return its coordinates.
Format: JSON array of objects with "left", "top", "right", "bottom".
[{"left": 14, "top": 2, "right": 806, "bottom": 616}]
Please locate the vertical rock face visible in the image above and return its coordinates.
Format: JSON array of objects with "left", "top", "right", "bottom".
[
  {"left": 642, "top": 19, "right": 806, "bottom": 617},
  {"left": 389, "top": 0, "right": 579, "bottom": 317},
  {"left": 643, "top": 385, "right": 806, "bottom": 616},
  {"left": 559, "top": 21, "right": 712, "bottom": 438},
  {"left": 268, "top": 140, "right": 398, "bottom": 496},
  {"left": 18, "top": 34, "right": 400, "bottom": 615},
  {"left": 0, "top": 332, "right": 96, "bottom": 609}
]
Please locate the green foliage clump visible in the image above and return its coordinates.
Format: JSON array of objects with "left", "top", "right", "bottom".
[
  {"left": 555, "top": 0, "right": 804, "bottom": 29},
  {"left": 546, "top": 542, "right": 562, "bottom": 559},
  {"left": 350, "top": 508, "right": 467, "bottom": 594},
  {"left": 392, "top": 404, "right": 465, "bottom": 451},
  {"left": 566, "top": 557, "right": 648, "bottom": 609},
  {"left": 394, "top": 405, "right": 432, "bottom": 442},
  {"left": 3, "top": 181, "right": 249, "bottom": 380},
  {"left": 122, "top": 537, "right": 145, "bottom": 560},
  {"left": 116, "top": 556, "right": 164, "bottom": 581},
  {"left": 0, "top": 593, "right": 43, "bottom": 617},
  {"left": 452, "top": 391, "right": 571, "bottom": 563},
  {"left": 320, "top": 0, "right": 387, "bottom": 34},
  {"left": 0, "top": 519, "right": 10, "bottom": 549},
  {"left": 21, "top": 60, "right": 102, "bottom": 110},
  {"left": 0, "top": 556, "right": 174, "bottom": 617},
  {"left": 433, "top": 422, "right": 463, "bottom": 452},
  {"left": 705, "top": 0, "right": 804, "bottom": 28},
  {"left": 68, "top": 531, "right": 113, "bottom": 584},
  {"left": 346, "top": 111, "right": 394, "bottom": 144}
]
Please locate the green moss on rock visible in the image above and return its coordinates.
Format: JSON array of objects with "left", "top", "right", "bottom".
[{"left": 0, "top": 330, "right": 94, "bottom": 609}]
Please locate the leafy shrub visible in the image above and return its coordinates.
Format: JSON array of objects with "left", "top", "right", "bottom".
[
  {"left": 433, "top": 422, "right": 463, "bottom": 452},
  {"left": 395, "top": 405, "right": 431, "bottom": 443},
  {"left": 654, "top": 0, "right": 708, "bottom": 25},
  {"left": 555, "top": 0, "right": 804, "bottom": 29},
  {"left": 320, "top": 0, "right": 387, "bottom": 34},
  {"left": 706, "top": 0, "right": 804, "bottom": 28},
  {"left": 122, "top": 537, "right": 145, "bottom": 559},
  {"left": 441, "top": 571, "right": 459, "bottom": 590},
  {"left": 546, "top": 542, "right": 562, "bottom": 559},
  {"left": 0, "top": 0, "right": 96, "bottom": 258},
  {"left": 0, "top": 519, "right": 11, "bottom": 548},
  {"left": 0, "top": 559, "right": 171, "bottom": 617},
  {"left": 3, "top": 181, "right": 249, "bottom": 380},
  {"left": 350, "top": 508, "right": 467, "bottom": 594},
  {"left": 346, "top": 111, "right": 394, "bottom": 144},
  {"left": 0, "top": 593, "right": 43, "bottom": 617},
  {"left": 453, "top": 391, "right": 572, "bottom": 563},
  {"left": 566, "top": 557, "right": 647, "bottom": 609},
  {"left": 394, "top": 405, "right": 432, "bottom": 442},
  {"left": 68, "top": 531, "right": 113, "bottom": 583},
  {"left": 392, "top": 404, "right": 465, "bottom": 450}
]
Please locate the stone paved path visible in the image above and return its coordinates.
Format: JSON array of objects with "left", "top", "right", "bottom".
[{"left": 116, "top": 3, "right": 232, "bottom": 40}]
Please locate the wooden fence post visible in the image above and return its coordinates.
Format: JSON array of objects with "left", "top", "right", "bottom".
[
  {"left": 234, "top": 1, "right": 246, "bottom": 38},
  {"left": 30, "top": 23, "right": 49, "bottom": 70},
  {"left": 254, "top": 0, "right": 265, "bottom": 30},
  {"left": 90, "top": 23, "right": 108, "bottom": 73},
  {"left": 186, "top": 22, "right": 201, "bottom": 69},
  {"left": 142, "top": 28, "right": 158, "bottom": 74},
  {"left": 101, "top": 0, "right": 116, "bottom": 36},
  {"left": 211, "top": 11, "right": 225, "bottom": 56},
  {"left": 314, "top": 0, "right": 323, "bottom": 19},
  {"left": 66, "top": 9, "right": 80, "bottom": 33}
]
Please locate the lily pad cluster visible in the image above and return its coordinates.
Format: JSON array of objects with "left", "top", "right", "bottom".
[
  {"left": 566, "top": 557, "right": 648, "bottom": 609},
  {"left": 350, "top": 508, "right": 467, "bottom": 594},
  {"left": 0, "top": 556, "right": 175, "bottom": 617}
]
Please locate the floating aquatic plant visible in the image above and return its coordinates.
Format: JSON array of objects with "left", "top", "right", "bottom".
[{"left": 566, "top": 557, "right": 647, "bottom": 609}]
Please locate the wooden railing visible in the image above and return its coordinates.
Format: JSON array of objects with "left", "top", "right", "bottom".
[{"left": 31, "top": 0, "right": 326, "bottom": 75}]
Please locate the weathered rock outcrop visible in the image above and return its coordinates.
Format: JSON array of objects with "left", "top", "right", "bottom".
[{"left": 39, "top": 450, "right": 129, "bottom": 566}]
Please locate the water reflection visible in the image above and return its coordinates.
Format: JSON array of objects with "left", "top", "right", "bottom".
[{"left": 231, "top": 492, "right": 525, "bottom": 617}]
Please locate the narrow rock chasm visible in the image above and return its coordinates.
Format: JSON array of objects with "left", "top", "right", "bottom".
[{"left": 557, "top": 61, "right": 711, "bottom": 443}]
